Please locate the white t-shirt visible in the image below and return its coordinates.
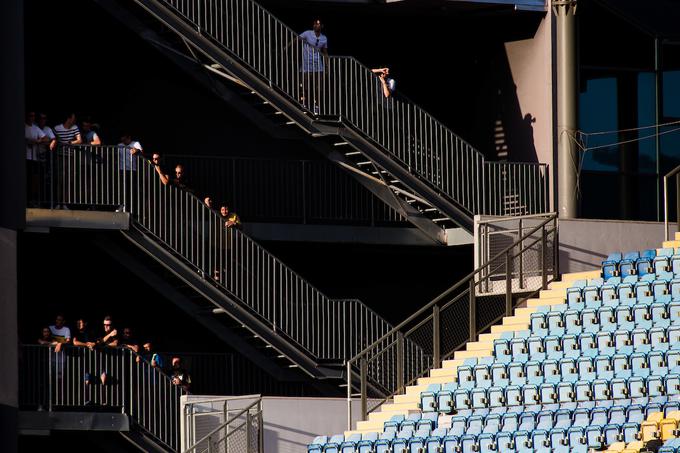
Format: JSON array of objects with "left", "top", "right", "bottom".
[
  {"left": 117, "top": 141, "right": 143, "bottom": 171},
  {"left": 38, "top": 126, "right": 56, "bottom": 158},
  {"left": 25, "top": 124, "right": 46, "bottom": 161},
  {"left": 299, "top": 30, "right": 327, "bottom": 73},
  {"left": 49, "top": 325, "right": 71, "bottom": 343}
]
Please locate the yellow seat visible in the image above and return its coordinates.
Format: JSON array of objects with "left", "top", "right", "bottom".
[
  {"left": 606, "top": 441, "right": 626, "bottom": 452},
  {"left": 660, "top": 417, "right": 679, "bottom": 440},
  {"left": 640, "top": 420, "right": 660, "bottom": 442}
]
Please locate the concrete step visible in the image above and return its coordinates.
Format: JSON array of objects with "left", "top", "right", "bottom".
[
  {"left": 663, "top": 240, "right": 680, "bottom": 249},
  {"left": 491, "top": 323, "right": 528, "bottom": 333},
  {"left": 393, "top": 392, "right": 422, "bottom": 404},
  {"left": 441, "top": 359, "right": 464, "bottom": 369},
  {"left": 527, "top": 296, "right": 564, "bottom": 307},
  {"left": 561, "top": 270, "right": 601, "bottom": 280},
  {"left": 430, "top": 367, "right": 457, "bottom": 378},
  {"left": 675, "top": 231, "right": 680, "bottom": 241},
  {"left": 354, "top": 420, "right": 384, "bottom": 432},
  {"left": 466, "top": 341, "right": 493, "bottom": 352},
  {"left": 367, "top": 408, "right": 418, "bottom": 423},
  {"left": 344, "top": 428, "right": 380, "bottom": 437},
  {"left": 417, "top": 374, "right": 462, "bottom": 385},
  {"left": 453, "top": 348, "right": 491, "bottom": 359},
  {"left": 380, "top": 401, "right": 419, "bottom": 412}
]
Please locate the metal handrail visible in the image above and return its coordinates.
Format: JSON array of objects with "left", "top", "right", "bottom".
[
  {"left": 183, "top": 397, "right": 262, "bottom": 453},
  {"left": 39, "top": 145, "right": 416, "bottom": 366},
  {"left": 151, "top": 0, "right": 550, "bottom": 219},
  {"left": 663, "top": 163, "right": 680, "bottom": 241},
  {"left": 352, "top": 214, "right": 556, "bottom": 359},
  {"left": 346, "top": 213, "right": 558, "bottom": 426}
]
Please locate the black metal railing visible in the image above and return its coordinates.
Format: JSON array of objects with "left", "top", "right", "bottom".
[
  {"left": 19, "top": 344, "right": 183, "bottom": 451},
  {"left": 345, "top": 214, "right": 558, "bottom": 426},
  {"left": 33, "top": 145, "right": 420, "bottom": 366},
  {"left": 148, "top": 0, "right": 549, "bottom": 218}
]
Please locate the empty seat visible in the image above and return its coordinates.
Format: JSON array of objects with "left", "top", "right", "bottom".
[{"left": 603, "top": 253, "right": 622, "bottom": 280}]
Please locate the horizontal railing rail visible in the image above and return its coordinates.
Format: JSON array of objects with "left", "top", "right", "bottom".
[
  {"left": 164, "top": 154, "right": 406, "bottom": 225},
  {"left": 346, "top": 213, "right": 558, "bottom": 426},
  {"left": 19, "top": 344, "right": 183, "bottom": 451},
  {"left": 151, "top": 0, "right": 549, "bottom": 220},
  {"left": 33, "top": 145, "right": 420, "bottom": 367}
]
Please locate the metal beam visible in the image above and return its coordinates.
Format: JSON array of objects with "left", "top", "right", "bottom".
[
  {"left": 26, "top": 209, "right": 130, "bottom": 230},
  {"left": 18, "top": 411, "right": 130, "bottom": 433}
]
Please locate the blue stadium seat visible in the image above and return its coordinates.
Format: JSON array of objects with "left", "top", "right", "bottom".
[
  {"left": 323, "top": 434, "right": 345, "bottom": 453},
  {"left": 637, "top": 249, "right": 656, "bottom": 276},
  {"left": 356, "top": 433, "right": 378, "bottom": 453},
  {"left": 441, "top": 432, "right": 460, "bottom": 453},
  {"left": 654, "top": 248, "right": 674, "bottom": 273},
  {"left": 308, "top": 435, "right": 328, "bottom": 453},
  {"left": 420, "top": 384, "right": 440, "bottom": 412},
  {"left": 602, "top": 253, "right": 622, "bottom": 280},
  {"left": 474, "top": 364, "right": 492, "bottom": 389},
  {"left": 424, "top": 428, "right": 447, "bottom": 453},
  {"left": 620, "top": 251, "right": 640, "bottom": 277},
  {"left": 436, "top": 382, "right": 456, "bottom": 414},
  {"left": 340, "top": 433, "right": 362, "bottom": 453}
]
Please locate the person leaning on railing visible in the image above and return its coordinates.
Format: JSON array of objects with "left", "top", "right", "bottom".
[
  {"left": 220, "top": 204, "right": 241, "bottom": 228},
  {"left": 371, "top": 67, "right": 396, "bottom": 99},
  {"left": 151, "top": 152, "right": 170, "bottom": 185}
]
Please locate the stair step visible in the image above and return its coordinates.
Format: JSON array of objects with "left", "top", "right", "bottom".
[
  {"left": 371, "top": 170, "right": 387, "bottom": 175},
  {"left": 345, "top": 151, "right": 361, "bottom": 156},
  {"left": 432, "top": 218, "right": 450, "bottom": 223},
  {"left": 334, "top": 142, "right": 349, "bottom": 146},
  {"left": 357, "top": 161, "right": 372, "bottom": 166},
  {"left": 424, "top": 208, "right": 438, "bottom": 212},
  {"left": 285, "top": 121, "right": 295, "bottom": 125}
]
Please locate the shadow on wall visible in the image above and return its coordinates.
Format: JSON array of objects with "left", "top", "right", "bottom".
[{"left": 473, "top": 43, "right": 539, "bottom": 163}]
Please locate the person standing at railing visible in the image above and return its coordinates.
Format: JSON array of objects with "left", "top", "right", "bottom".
[
  {"left": 170, "top": 356, "right": 191, "bottom": 392},
  {"left": 299, "top": 18, "right": 328, "bottom": 114},
  {"left": 371, "top": 67, "right": 396, "bottom": 99},
  {"left": 117, "top": 132, "right": 143, "bottom": 171},
  {"left": 54, "top": 113, "right": 82, "bottom": 145},
  {"left": 220, "top": 204, "right": 241, "bottom": 228},
  {"left": 151, "top": 152, "right": 170, "bottom": 185},
  {"left": 48, "top": 314, "right": 71, "bottom": 353},
  {"left": 38, "top": 327, "right": 57, "bottom": 347},
  {"left": 25, "top": 111, "right": 49, "bottom": 206},
  {"left": 96, "top": 315, "right": 119, "bottom": 348},
  {"left": 80, "top": 116, "right": 101, "bottom": 145},
  {"left": 72, "top": 318, "right": 96, "bottom": 350}
]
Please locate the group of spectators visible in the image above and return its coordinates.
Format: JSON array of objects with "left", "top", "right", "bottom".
[
  {"left": 39, "top": 313, "right": 192, "bottom": 392},
  {"left": 24, "top": 111, "right": 241, "bottom": 230}
]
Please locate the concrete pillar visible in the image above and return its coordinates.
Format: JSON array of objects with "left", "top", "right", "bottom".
[
  {"left": 0, "top": 0, "right": 24, "bottom": 451},
  {"left": 553, "top": 0, "right": 579, "bottom": 218}
]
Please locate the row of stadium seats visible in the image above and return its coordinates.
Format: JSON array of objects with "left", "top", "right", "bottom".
[
  {"left": 602, "top": 249, "right": 676, "bottom": 279},
  {"left": 420, "top": 350, "right": 680, "bottom": 397},
  {"left": 309, "top": 402, "right": 680, "bottom": 453}
]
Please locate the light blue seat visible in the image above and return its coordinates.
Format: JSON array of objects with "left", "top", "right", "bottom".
[
  {"left": 528, "top": 336, "right": 545, "bottom": 361},
  {"left": 477, "top": 433, "right": 496, "bottom": 453},
  {"left": 501, "top": 413, "right": 518, "bottom": 433},
  {"left": 669, "top": 326, "right": 680, "bottom": 349},
  {"left": 654, "top": 248, "right": 674, "bottom": 273},
  {"left": 491, "top": 363, "right": 508, "bottom": 387},
  {"left": 566, "top": 286, "right": 583, "bottom": 305},
  {"left": 474, "top": 364, "right": 492, "bottom": 389},
  {"left": 544, "top": 359, "right": 560, "bottom": 385},
  {"left": 637, "top": 249, "right": 656, "bottom": 276},
  {"left": 650, "top": 350, "right": 669, "bottom": 376},
  {"left": 581, "top": 309, "right": 599, "bottom": 334},
  {"left": 441, "top": 432, "right": 459, "bottom": 453},
  {"left": 495, "top": 431, "right": 514, "bottom": 452},
  {"left": 420, "top": 384, "right": 441, "bottom": 412},
  {"left": 671, "top": 278, "right": 680, "bottom": 299},
  {"left": 417, "top": 412, "right": 438, "bottom": 431},
  {"left": 424, "top": 428, "right": 447, "bottom": 453},
  {"left": 602, "top": 253, "right": 622, "bottom": 280},
  {"left": 631, "top": 352, "right": 649, "bottom": 378},
  {"left": 436, "top": 382, "right": 457, "bottom": 414},
  {"left": 577, "top": 357, "right": 595, "bottom": 382},
  {"left": 613, "top": 353, "right": 631, "bottom": 379},
  {"left": 666, "top": 373, "right": 680, "bottom": 396},
  {"left": 483, "top": 413, "right": 501, "bottom": 435},
  {"left": 628, "top": 376, "right": 646, "bottom": 399},
  {"left": 595, "top": 355, "right": 613, "bottom": 380},
  {"left": 323, "top": 434, "right": 345, "bottom": 453},
  {"left": 670, "top": 301, "right": 680, "bottom": 322},
  {"left": 471, "top": 388, "right": 488, "bottom": 410},
  {"left": 564, "top": 309, "right": 582, "bottom": 335},
  {"left": 622, "top": 422, "right": 640, "bottom": 443},
  {"left": 530, "top": 312, "right": 548, "bottom": 337},
  {"left": 307, "top": 436, "right": 328, "bottom": 453},
  {"left": 531, "top": 429, "right": 550, "bottom": 451},
  {"left": 384, "top": 415, "right": 405, "bottom": 433},
  {"left": 598, "top": 307, "right": 617, "bottom": 332},
  {"left": 611, "top": 378, "right": 628, "bottom": 401},
  {"left": 562, "top": 335, "right": 580, "bottom": 359},
  {"left": 601, "top": 277, "right": 621, "bottom": 303},
  {"left": 596, "top": 331, "right": 615, "bottom": 356},
  {"left": 620, "top": 251, "right": 640, "bottom": 277},
  {"left": 575, "top": 380, "right": 592, "bottom": 402},
  {"left": 651, "top": 327, "right": 669, "bottom": 352},
  {"left": 454, "top": 389, "right": 471, "bottom": 412},
  {"left": 633, "top": 303, "right": 652, "bottom": 329},
  {"left": 509, "top": 363, "right": 525, "bottom": 386},
  {"left": 356, "top": 433, "right": 378, "bottom": 453},
  {"left": 626, "top": 404, "right": 645, "bottom": 424},
  {"left": 458, "top": 364, "right": 475, "bottom": 389},
  {"left": 616, "top": 306, "right": 635, "bottom": 331},
  {"left": 513, "top": 430, "right": 531, "bottom": 452},
  {"left": 592, "top": 379, "right": 610, "bottom": 402},
  {"left": 652, "top": 302, "right": 671, "bottom": 328},
  {"left": 603, "top": 423, "right": 621, "bottom": 445},
  {"left": 493, "top": 339, "right": 512, "bottom": 364},
  {"left": 487, "top": 386, "right": 505, "bottom": 409},
  {"left": 585, "top": 425, "right": 603, "bottom": 450},
  {"left": 408, "top": 428, "right": 431, "bottom": 453},
  {"left": 578, "top": 333, "right": 598, "bottom": 358},
  {"left": 567, "top": 426, "right": 587, "bottom": 452},
  {"left": 609, "top": 406, "right": 626, "bottom": 425},
  {"left": 391, "top": 428, "right": 414, "bottom": 453},
  {"left": 448, "top": 416, "right": 467, "bottom": 437},
  {"left": 340, "top": 433, "right": 362, "bottom": 453},
  {"left": 668, "top": 350, "right": 680, "bottom": 373},
  {"left": 539, "top": 384, "right": 557, "bottom": 405},
  {"left": 618, "top": 276, "right": 638, "bottom": 300},
  {"left": 526, "top": 361, "right": 543, "bottom": 385},
  {"left": 459, "top": 433, "right": 477, "bottom": 453}
]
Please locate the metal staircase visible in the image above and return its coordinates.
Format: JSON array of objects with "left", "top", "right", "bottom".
[
  {"left": 41, "top": 145, "right": 426, "bottom": 394},
  {"left": 93, "top": 0, "right": 549, "bottom": 245}
]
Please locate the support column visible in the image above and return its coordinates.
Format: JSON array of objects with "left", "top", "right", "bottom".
[
  {"left": 0, "top": 0, "right": 24, "bottom": 451},
  {"left": 554, "top": 0, "right": 579, "bottom": 218}
]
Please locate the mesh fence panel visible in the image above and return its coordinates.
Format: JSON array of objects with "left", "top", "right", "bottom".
[{"left": 439, "top": 292, "right": 470, "bottom": 358}]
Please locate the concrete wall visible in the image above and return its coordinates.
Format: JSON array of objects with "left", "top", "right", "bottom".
[
  {"left": 182, "top": 396, "right": 372, "bottom": 453},
  {"left": 505, "top": 13, "right": 555, "bottom": 210},
  {"left": 558, "top": 218, "right": 676, "bottom": 274}
]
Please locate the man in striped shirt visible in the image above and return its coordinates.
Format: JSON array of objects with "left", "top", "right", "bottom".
[{"left": 54, "top": 113, "right": 82, "bottom": 145}]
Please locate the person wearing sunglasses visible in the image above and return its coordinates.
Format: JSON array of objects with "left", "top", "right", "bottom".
[{"left": 298, "top": 18, "right": 328, "bottom": 113}]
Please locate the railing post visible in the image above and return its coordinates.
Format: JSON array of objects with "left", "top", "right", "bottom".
[
  {"left": 665, "top": 175, "right": 669, "bottom": 241},
  {"left": 432, "top": 305, "right": 440, "bottom": 369},
  {"left": 347, "top": 360, "right": 352, "bottom": 431},
  {"left": 505, "top": 251, "right": 513, "bottom": 317},
  {"left": 360, "top": 358, "right": 368, "bottom": 421},
  {"left": 542, "top": 226, "right": 548, "bottom": 290},
  {"left": 469, "top": 280, "right": 477, "bottom": 343},
  {"left": 246, "top": 410, "right": 252, "bottom": 453},
  {"left": 48, "top": 347, "right": 53, "bottom": 411},
  {"left": 396, "top": 332, "right": 405, "bottom": 394},
  {"left": 302, "top": 160, "right": 307, "bottom": 224},
  {"left": 518, "top": 219, "right": 524, "bottom": 289}
]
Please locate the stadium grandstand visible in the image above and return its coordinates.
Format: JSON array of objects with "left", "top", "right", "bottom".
[{"left": 3, "top": 0, "right": 680, "bottom": 452}]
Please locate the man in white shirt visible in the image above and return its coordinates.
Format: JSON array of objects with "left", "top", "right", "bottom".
[
  {"left": 37, "top": 113, "right": 56, "bottom": 159},
  {"left": 299, "top": 19, "right": 328, "bottom": 113},
  {"left": 25, "top": 111, "right": 48, "bottom": 205},
  {"left": 49, "top": 314, "right": 71, "bottom": 353},
  {"left": 118, "top": 133, "right": 143, "bottom": 171},
  {"left": 25, "top": 111, "right": 47, "bottom": 161}
]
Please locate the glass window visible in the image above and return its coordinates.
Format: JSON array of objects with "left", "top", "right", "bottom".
[
  {"left": 638, "top": 72, "right": 656, "bottom": 173},
  {"left": 579, "top": 77, "right": 619, "bottom": 172}
]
